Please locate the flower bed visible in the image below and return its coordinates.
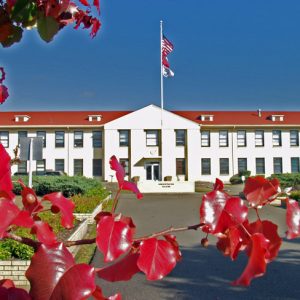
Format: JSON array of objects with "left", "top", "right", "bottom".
[
  {"left": 73, "top": 195, "right": 111, "bottom": 224},
  {"left": 0, "top": 219, "right": 89, "bottom": 286}
]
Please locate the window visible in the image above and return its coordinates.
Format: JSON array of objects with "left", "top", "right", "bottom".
[
  {"left": 272, "top": 130, "right": 282, "bottom": 146},
  {"left": 120, "top": 159, "right": 129, "bottom": 176},
  {"left": 92, "top": 131, "right": 102, "bottom": 148},
  {"left": 238, "top": 158, "right": 247, "bottom": 173},
  {"left": 0, "top": 131, "right": 9, "bottom": 148},
  {"left": 74, "top": 131, "right": 83, "bottom": 148},
  {"left": 237, "top": 130, "right": 246, "bottom": 147},
  {"left": 18, "top": 131, "right": 27, "bottom": 144},
  {"left": 220, "top": 158, "right": 229, "bottom": 175},
  {"left": 55, "top": 159, "right": 65, "bottom": 172},
  {"left": 55, "top": 131, "right": 65, "bottom": 148},
  {"left": 18, "top": 161, "right": 27, "bottom": 173},
  {"left": 146, "top": 130, "right": 159, "bottom": 146},
  {"left": 74, "top": 159, "right": 83, "bottom": 176},
  {"left": 176, "top": 130, "right": 186, "bottom": 146},
  {"left": 255, "top": 130, "right": 264, "bottom": 147},
  {"left": 219, "top": 131, "right": 228, "bottom": 147},
  {"left": 273, "top": 157, "right": 283, "bottom": 174},
  {"left": 201, "top": 131, "right": 210, "bottom": 147},
  {"left": 119, "top": 130, "right": 129, "bottom": 147},
  {"left": 291, "top": 157, "right": 300, "bottom": 173},
  {"left": 290, "top": 130, "right": 299, "bottom": 146},
  {"left": 256, "top": 158, "right": 265, "bottom": 174},
  {"left": 176, "top": 158, "right": 186, "bottom": 175},
  {"left": 37, "top": 131, "right": 46, "bottom": 147},
  {"left": 36, "top": 159, "right": 45, "bottom": 175},
  {"left": 93, "top": 159, "right": 103, "bottom": 177},
  {"left": 201, "top": 158, "right": 211, "bottom": 175}
]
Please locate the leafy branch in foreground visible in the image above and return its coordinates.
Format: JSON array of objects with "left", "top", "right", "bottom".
[
  {"left": 0, "top": 0, "right": 101, "bottom": 47},
  {"left": 0, "top": 145, "right": 300, "bottom": 298}
]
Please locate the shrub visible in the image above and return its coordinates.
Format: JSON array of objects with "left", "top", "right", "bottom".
[
  {"left": 230, "top": 174, "right": 243, "bottom": 184},
  {"left": 290, "top": 190, "right": 300, "bottom": 201},
  {"left": 0, "top": 228, "right": 34, "bottom": 260},
  {"left": 0, "top": 212, "right": 77, "bottom": 260},
  {"left": 12, "top": 175, "right": 105, "bottom": 197},
  {"left": 230, "top": 170, "right": 251, "bottom": 185},
  {"left": 269, "top": 173, "right": 300, "bottom": 189},
  {"left": 72, "top": 187, "right": 110, "bottom": 213}
]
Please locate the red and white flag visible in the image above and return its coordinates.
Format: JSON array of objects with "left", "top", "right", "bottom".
[{"left": 162, "top": 35, "right": 174, "bottom": 77}]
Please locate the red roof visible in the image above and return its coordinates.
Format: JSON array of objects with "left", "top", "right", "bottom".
[
  {"left": 0, "top": 111, "right": 131, "bottom": 127},
  {"left": 0, "top": 110, "right": 300, "bottom": 127},
  {"left": 173, "top": 111, "right": 300, "bottom": 126}
]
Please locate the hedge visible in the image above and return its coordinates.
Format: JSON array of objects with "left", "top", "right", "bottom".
[
  {"left": 269, "top": 173, "right": 300, "bottom": 189},
  {"left": 12, "top": 175, "right": 105, "bottom": 197}
]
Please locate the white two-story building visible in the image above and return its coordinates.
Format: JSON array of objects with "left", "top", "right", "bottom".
[{"left": 1, "top": 104, "right": 300, "bottom": 185}]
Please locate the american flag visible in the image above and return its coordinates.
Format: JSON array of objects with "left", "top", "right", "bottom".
[
  {"left": 161, "top": 35, "right": 174, "bottom": 77},
  {"left": 162, "top": 35, "right": 174, "bottom": 56}
]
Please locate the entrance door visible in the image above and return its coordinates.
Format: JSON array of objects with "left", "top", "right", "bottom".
[{"left": 145, "top": 162, "right": 160, "bottom": 180}]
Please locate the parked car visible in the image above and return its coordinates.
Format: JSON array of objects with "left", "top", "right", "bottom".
[
  {"left": 13, "top": 172, "right": 29, "bottom": 176},
  {"left": 45, "top": 170, "right": 66, "bottom": 176}
]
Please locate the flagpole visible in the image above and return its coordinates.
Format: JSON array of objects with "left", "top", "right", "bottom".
[{"left": 160, "top": 20, "right": 164, "bottom": 127}]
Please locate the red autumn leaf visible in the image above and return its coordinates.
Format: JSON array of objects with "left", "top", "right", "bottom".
[
  {"left": 97, "top": 251, "right": 140, "bottom": 282},
  {"left": 286, "top": 198, "right": 300, "bottom": 239},
  {"left": 93, "top": 0, "right": 100, "bottom": 14},
  {"left": 19, "top": 180, "right": 43, "bottom": 215},
  {"left": 118, "top": 214, "right": 136, "bottom": 233},
  {"left": 0, "top": 67, "right": 6, "bottom": 83},
  {"left": 122, "top": 181, "right": 143, "bottom": 200},
  {"left": 42, "top": 192, "right": 75, "bottom": 229},
  {"left": 0, "top": 279, "right": 14, "bottom": 288},
  {"left": 248, "top": 220, "right": 282, "bottom": 261},
  {"left": 137, "top": 238, "right": 177, "bottom": 280},
  {"left": 79, "top": 0, "right": 90, "bottom": 7},
  {"left": 243, "top": 176, "right": 280, "bottom": 207},
  {"left": 94, "top": 211, "right": 113, "bottom": 223},
  {"left": 214, "top": 197, "right": 249, "bottom": 234},
  {"left": 92, "top": 286, "right": 122, "bottom": 300},
  {"left": 13, "top": 210, "right": 34, "bottom": 228},
  {"left": 96, "top": 215, "right": 134, "bottom": 262},
  {"left": 0, "top": 145, "right": 14, "bottom": 199},
  {"left": 31, "top": 221, "right": 57, "bottom": 245},
  {"left": 213, "top": 178, "right": 224, "bottom": 191},
  {"left": 217, "top": 226, "right": 243, "bottom": 260},
  {"left": 109, "top": 155, "right": 143, "bottom": 199},
  {"left": 0, "top": 278, "right": 31, "bottom": 299},
  {"left": 109, "top": 155, "right": 125, "bottom": 186},
  {"left": 232, "top": 233, "right": 270, "bottom": 286},
  {"left": 0, "top": 199, "right": 33, "bottom": 238},
  {"left": 26, "top": 243, "right": 96, "bottom": 300},
  {"left": 0, "top": 84, "right": 9, "bottom": 105},
  {"left": 0, "top": 23, "right": 12, "bottom": 43},
  {"left": 164, "top": 234, "right": 182, "bottom": 262},
  {"left": 199, "top": 188, "right": 230, "bottom": 233}
]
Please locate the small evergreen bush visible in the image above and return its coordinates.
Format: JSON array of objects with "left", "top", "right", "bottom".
[
  {"left": 230, "top": 170, "right": 251, "bottom": 185},
  {"left": 290, "top": 190, "right": 300, "bottom": 201},
  {"left": 269, "top": 173, "right": 300, "bottom": 189}
]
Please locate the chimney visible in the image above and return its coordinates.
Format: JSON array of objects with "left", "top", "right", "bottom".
[{"left": 257, "top": 109, "right": 262, "bottom": 117}]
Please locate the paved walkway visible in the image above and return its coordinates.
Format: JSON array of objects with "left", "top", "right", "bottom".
[{"left": 91, "top": 193, "right": 300, "bottom": 300}]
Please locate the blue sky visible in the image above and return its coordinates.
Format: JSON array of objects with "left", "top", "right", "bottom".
[{"left": 1, "top": 0, "right": 300, "bottom": 111}]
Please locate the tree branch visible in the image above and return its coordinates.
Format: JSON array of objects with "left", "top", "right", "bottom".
[
  {"left": 63, "top": 223, "right": 205, "bottom": 247},
  {"left": 4, "top": 233, "right": 40, "bottom": 251},
  {"left": 133, "top": 223, "right": 205, "bottom": 242}
]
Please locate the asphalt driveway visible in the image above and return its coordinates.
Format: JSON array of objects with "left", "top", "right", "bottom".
[{"left": 91, "top": 193, "right": 300, "bottom": 300}]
